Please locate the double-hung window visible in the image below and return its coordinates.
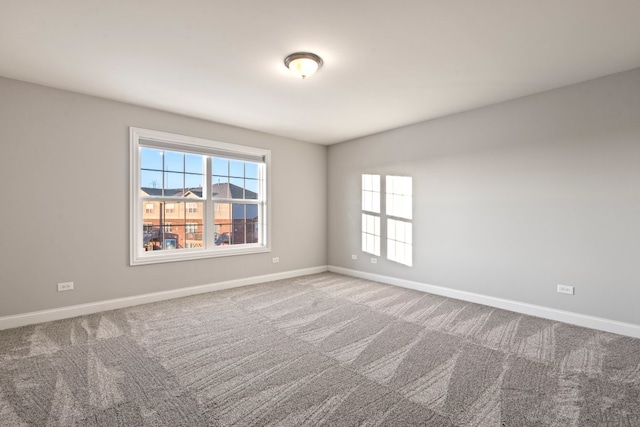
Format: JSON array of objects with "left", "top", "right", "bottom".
[
  {"left": 386, "top": 175, "right": 412, "bottom": 267},
  {"left": 130, "top": 127, "right": 270, "bottom": 265},
  {"left": 361, "top": 174, "right": 381, "bottom": 256},
  {"left": 361, "top": 173, "right": 413, "bottom": 267}
]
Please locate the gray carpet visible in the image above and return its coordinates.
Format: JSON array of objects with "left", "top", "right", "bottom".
[{"left": 1, "top": 272, "right": 639, "bottom": 426}]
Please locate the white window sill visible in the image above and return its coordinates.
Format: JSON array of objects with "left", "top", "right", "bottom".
[{"left": 130, "top": 244, "right": 271, "bottom": 266}]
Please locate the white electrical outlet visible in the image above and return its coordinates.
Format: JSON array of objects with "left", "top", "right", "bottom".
[
  {"left": 272, "top": 257, "right": 279, "bottom": 263},
  {"left": 58, "top": 282, "right": 74, "bottom": 292},
  {"left": 557, "top": 284, "right": 574, "bottom": 295},
  {"left": 371, "top": 258, "right": 377, "bottom": 264},
  {"left": 351, "top": 255, "right": 357, "bottom": 260}
]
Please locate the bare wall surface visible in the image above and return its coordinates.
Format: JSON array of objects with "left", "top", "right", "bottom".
[
  {"left": 0, "top": 77, "right": 327, "bottom": 317},
  {"left": 328, "top": 68, "right": 640, "bottom": 325}
]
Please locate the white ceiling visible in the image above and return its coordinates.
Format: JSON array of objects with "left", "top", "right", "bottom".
[{"left": 2, "top": 1, "right": 640, "bottom": 145}]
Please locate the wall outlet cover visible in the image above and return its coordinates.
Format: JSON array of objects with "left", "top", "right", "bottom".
[
  {"left": 557, "top": 284, "right": 574, "bottom": 295},
  {"left": 57, "top": 282, "right": 74, "bottom": 292}
]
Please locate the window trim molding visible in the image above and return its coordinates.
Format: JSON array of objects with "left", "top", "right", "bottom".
[
  {"left": 130, "top": 127, "right": 271, "bottom": 266},
  {"left": 361, "top": 174, "right": 381, "bottom": 256}
]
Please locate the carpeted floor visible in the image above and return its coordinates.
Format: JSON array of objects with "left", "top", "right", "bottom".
[{"left": 1, "top": 272, "right": 639, "bottom": 426}]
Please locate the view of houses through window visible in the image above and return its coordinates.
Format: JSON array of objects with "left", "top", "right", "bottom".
[
  {"left": 131, "top": 127, "right": 270, "bottom": 265},
  {"left": 140, "top": 147, "right": 261, "bottom": 252}
]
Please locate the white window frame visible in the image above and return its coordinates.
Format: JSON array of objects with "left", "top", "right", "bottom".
[
  {"left": 385, "top": 175, "right": 413, "bottom": 267},
  {"left": 361, "top": 174, "right": 381, "bottom": 256},
  {"left": 130, "top": 127, "right": 271, "bottom": 265}
]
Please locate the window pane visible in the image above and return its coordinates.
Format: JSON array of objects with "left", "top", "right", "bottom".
[
  {"left": 386, "top": 176, "right": 395, "bottom": 194},
  {"left": 386, "top": 175, "right": 412, "bottom": 219},
  {"left": 388, "top": 240, "right": 396, "bottom": 260},
  {"left": 363, "top": 192, "right": 372, "bottom": 211},
  {"left": 396, "top": 220, "right": 405, "bottom": 239},
  {"left": 142, "top": 201, "right": 160, "bottom": 251},
  {"left": 362, "top": 174, "right": 371, "bottom": 191},
  {"left": 362, "top": 213, "right": 381, "bottom": 256},
  {"left": 140, "top": 170, "right": 163, "bottom": 194},
  {"left": 403, "top": 197, "right": 412, "bottom": 219},
  {"left": 170, "top": 218, "right": 185, "bottom": 250},
  {"left": 387, "top": 218, "right": 412, "bottom": 267},
  {"left": 248, "top": 222, "right": 259, "bottom": 244},
  {"left": 245, "top": 162, "right": 259, "bottom": 179},
  {"left": 212, "top": 177, "right": 230, "bottom": 198},
  {"left": 366, "top": 234, "right": 374, "bottom": 254},
  {"left": 184, "top": 173, "right": 203, "bottom": 192},
  {"left": 185, "top": 154, "right": 203, "bottom": 174},
  {"left": 402, "top": 177, "right": 412, "bottom": 196},
  {"left": 362, "top": 174, "right": 381, "bottom": 214},
  {"left": 232, "top": 203, "right": 245, "bottom": 220},
  {"left": 229, "top": 160, "right": 244, "bottom": 178},
  {"left": 184, "top": 202, "right": 204, "bottom": 248},
  {"left": 212, "top": 157, "right": 229, "bottom": 176},
  {"left": 388, "top": 218, "right": 396, "bottom": 240},
  {"left": 372, "top": 175, "right": 380, "bottom": 192},
  {"left": 164, "top": 151, "right": 184, "bottom": 172},
  {"left": 245, "top": 179, "right": 259, "bottom": 199},
  {"left": 213, "top": 203, "right": 231, "bottom": 246},
  {"left": 164, "top": 172, "right": 183, "bottom": 195},
  {"left": 230, "top": 178, "right": 244, "bottom": 199},
  {"left": 142, "top": 201, "right": 199, "bottom": 252},
  {"left": 245, "top": 204, "right": 260, "bottom": 244},
  {"left": 396, "top": 241, "right": 405, "bottom": 262},
  {"left": 231, "top": 204, "right": 245, "bottom": 245},
  {"left": 246, "top": 204, "right": 258, "bottom": 220},
  {"left": 141, "top": 147, "right": 163, "bottom": 170}
]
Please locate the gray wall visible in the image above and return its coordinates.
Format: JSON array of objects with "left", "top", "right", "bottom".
[
  {"left": 328, "top": 68, "right": 640, "bottom": 325},
  {"left": 0, "top": 77, "right": 327, "bottom": 317}
]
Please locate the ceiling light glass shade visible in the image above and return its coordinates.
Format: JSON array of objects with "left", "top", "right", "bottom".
[{"left": 284, "top": 52, "right": 323, "bottom": 79}]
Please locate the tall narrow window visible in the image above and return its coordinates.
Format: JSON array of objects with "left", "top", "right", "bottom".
[
  {"left": 361, "top": 174, "right": 381, "bottom": 256},
  {"left": 386, "top": 175, "right": 412, "bottom": 266},
  {"left": 131, "top": 127, "right": 270, "bottom": 265}
]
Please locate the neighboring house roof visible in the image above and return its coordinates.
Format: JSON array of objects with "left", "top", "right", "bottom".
[
  {"left": 140, "top": 187, "right": 183, "bottom": 197},
  {"left": 141, "top": 183, "right": 257, "bottom": 199},
  {"left": 140, "top": 187, "right": 164, "bottom": 197}
]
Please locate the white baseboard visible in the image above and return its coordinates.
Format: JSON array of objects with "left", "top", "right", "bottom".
[
  {"left": 0, "top": 266, "right": 329, "bottom": 331},
  {"left": 328, "top": 266, "right": 640, "bottom": 339}
]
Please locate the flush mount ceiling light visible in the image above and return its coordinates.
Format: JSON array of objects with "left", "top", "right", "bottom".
[{"left": 284, "top": 52, "right": 323, "bottom": 79}]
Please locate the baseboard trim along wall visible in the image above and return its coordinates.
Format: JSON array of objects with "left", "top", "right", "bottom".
[
  {"left": 329, "top": 266, "right": 640, "bottom": 339},
  {"left": 4, "top": 265, "right": 638, "bottom": 338},
  {"left": 0, "top": 266, "right": 329, "bottom": 331}
]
